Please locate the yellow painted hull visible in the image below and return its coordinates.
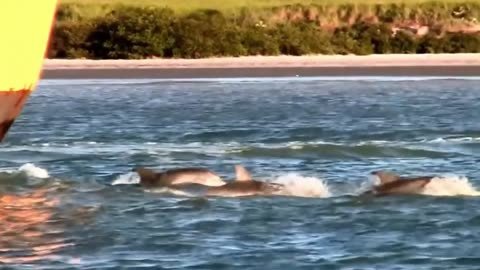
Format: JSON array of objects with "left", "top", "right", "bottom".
[{"left": 0, "top": 0, "right": 57, "bottom": 141}]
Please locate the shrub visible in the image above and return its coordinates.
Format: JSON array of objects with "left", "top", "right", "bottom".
[
  {"left": 55, "top": 3, "right": 83, "bottom": 22},
  {"left": 241, "top": 25, "right": 281, "bottom": 56},
  {"left": 48, "top": 20, "right": 96, "bottom": 58},
  {"left": 377, "top": 4, "right": 405, "bottom": 23},
  {"left": 172, "top": 9, "right": 246, "bottom": 58},
  {"left": 366, "top": 23, "right": 394, "bottom": 54},
  {"left": 332, "top": 22, "right": 393, "bottom": 55},
  {"left": 331, "top": 26, "right": 358, "bottom": 54},
  {"left": 417, "top": 33, "right": 447, "bottom": 53},
  {"left": 391, "top": 31, "right": 417, "bottom": 53},
  {"left": 276, "top": 22, "right": 334, "bottom": 55},
  {"left": 441, "top": 32, "right": 480, "bottom": 53},
  {"left": 88, "top": 6, "right": 176, "bottom": 59}
]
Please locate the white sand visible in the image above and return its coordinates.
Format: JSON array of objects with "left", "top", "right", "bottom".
[{"left": 43, "top": 54, "right": 480, "bottom": 70}]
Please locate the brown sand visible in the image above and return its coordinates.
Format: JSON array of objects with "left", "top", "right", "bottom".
[{"left": 41, "top": 54, "right": 480, "bottom": 79}]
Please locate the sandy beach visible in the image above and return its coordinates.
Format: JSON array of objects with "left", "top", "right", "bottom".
[{"left": 41, "top": 54, "right": 480, "bottom": 79}]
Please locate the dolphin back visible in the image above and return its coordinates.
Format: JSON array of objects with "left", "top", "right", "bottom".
[
  {"left": 372, "top": 171, "right": 400, "bottom": 184},
  {"left": 374, "top": 177, "right": 432, "bottom": 195},
  {"left": 164, "top": 168, "right": 226, "bottom": 186},
  {"left": 135, "top": 167, "right": 163, "bottom": 188}
]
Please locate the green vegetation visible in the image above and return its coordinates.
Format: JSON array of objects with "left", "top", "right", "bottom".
[
  {"left": 50, "top": 1, "right": 480, "bottom": 59},
  {"left": 59, "top": 0, "right": 480, "bottom": 15}
]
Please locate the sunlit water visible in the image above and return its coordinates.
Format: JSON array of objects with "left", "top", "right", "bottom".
[{"left": 1, "top": 77, "right": 480, "bottom": 269}]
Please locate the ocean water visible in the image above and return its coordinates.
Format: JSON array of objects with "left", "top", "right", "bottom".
[{"left": 1, "top": 77, "right": 480, "bottom": 269}]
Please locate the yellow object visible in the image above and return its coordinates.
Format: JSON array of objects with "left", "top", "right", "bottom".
[
  {"left": 0, "top": 0, "right": 57, "bottom": 141},
  {"left": 0, "top": 1, "right": 57, "bottom": 91}
]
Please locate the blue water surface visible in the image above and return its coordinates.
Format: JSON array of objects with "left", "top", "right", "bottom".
[{"left": 1, "top": 77, "right": 480, "bottom": 269}]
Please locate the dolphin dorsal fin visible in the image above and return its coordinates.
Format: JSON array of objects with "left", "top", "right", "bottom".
[
  {"left": 234, "top": 165, "right": 252, "bottom": 181},
  {"left": 374, "top": 171, "right": 400, "bottom": 184}
]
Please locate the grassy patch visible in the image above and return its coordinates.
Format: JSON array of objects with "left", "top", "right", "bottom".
[{"left": 59, "top": 0, "right": 480, "bottom": 15}]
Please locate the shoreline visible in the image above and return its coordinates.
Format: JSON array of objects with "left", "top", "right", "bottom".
[{"left": 41, "top": 54, "right": 480, "bottom": 79}]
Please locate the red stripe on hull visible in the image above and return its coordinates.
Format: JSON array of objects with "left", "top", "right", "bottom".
[{"left": 0, "top": 89, "right": 31, "bottom": 141}]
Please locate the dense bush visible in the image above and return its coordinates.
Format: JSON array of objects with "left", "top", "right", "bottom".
[
  {"left": 172, "top": 10, "right": 246, "bottom": 58},
  {"left": 88, "top": 6, "right": 176, "bottom": 59},
  {"left": 331, "top": 22, "right": 396, "bottom": 55},
  {"left": 417, "top": 32, "right": 480, "bottom": 53},
  {"left": 241, "top": 25, "right": 281, "bottom": 55},
  {"left": 416, "top": 33, "right": 446, "bottom": 53},
  {"left": 391, "top": 31, "right": 418, "bottom": 53},
  {"left": 49, "top": 20, "right": 96, "bottom": 58},
  {"left": 440, "top": 32, "right": 480, "bottom": 53},
  {"left": 48, "top": 5, "right": 480, "bottom": 59},
  {"left": 276, "top": 22, "right": 334, "bottom": 55}
]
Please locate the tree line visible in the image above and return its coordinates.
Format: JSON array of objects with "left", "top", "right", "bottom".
[{"left": 49, "top": 5, "right": 480, "bottom": 59}]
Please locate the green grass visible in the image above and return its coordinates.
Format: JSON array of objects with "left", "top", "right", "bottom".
[
  {"left": 57, "top": 0, "right": 480, "bottom": 33},
  {"left": 59, "top": 0, "right": 478, "bottom": 14}
]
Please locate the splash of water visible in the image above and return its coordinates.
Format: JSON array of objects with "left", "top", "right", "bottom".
[
  {"left": 271, "top": 173, "right": 331, "bottom": 198},
  {"left": 421, "top": 175, "right": 480, "bottom": 196},
  {"left": 111, "top": 170, "right": 480, "bottom": 198},
  {"left": 18, "top": 163, "right": 50, "bottom": 179},
  {"left": 111, "top": 172, "right": 140, "bottom": 185},
  {"left": 112, "top": 171, "right": 331, "bottom": 198}
]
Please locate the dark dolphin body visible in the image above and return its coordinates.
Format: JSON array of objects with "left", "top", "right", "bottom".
[
  {"left": 364, "top": 171, "right": 434, "bottom": 196},
  {"left": 205, "top": 165, "right": 283, "bottom": 197},
  {"left": 135, "top": 167, "right": 226, "bottom": 188},
  {"left": 135, "top": 165, "right": 283, "bottom": 197}
]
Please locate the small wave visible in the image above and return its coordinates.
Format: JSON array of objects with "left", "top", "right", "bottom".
[
  {"left": 424, "top": 136, "right": 480, "bottom": 144},
  {"left": 144, "top": 142, "right": 158, "bottom": 145},
  {"left": 271, "top": 173, "right": 331, "bottom": 198},
  {"left": 0, "top": 163, "right": 50, "bottom": 179},
  {"left": 18, "top": 163, "right": 50, "bottom": 179},
  {"left": 111, "top": 172, "right": 140, "bottom": 185},
  {"left": 232, "top": 144, "right": 448, "bottom": 159},
  {"left": 181, "top": 129, "right": 261, "bottom": 141},
  {"left": 421, "top": 175, "right": 480, "bottom": 197}
]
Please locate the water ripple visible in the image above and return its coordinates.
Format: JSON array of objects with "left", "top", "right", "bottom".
[{"left": 1, "top": 78, "right": 480, "bottom": 269}]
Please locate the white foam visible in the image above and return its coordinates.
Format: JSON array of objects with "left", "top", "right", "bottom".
[
  {"left": 111, "top": 172, "right": 140, "bottom": 185},
  {"left": 353, "top": 175, "right": 380, "bottom": 195},
  {"left": 271, "top": 173, "right": 331, "bottom": 198},
  {"left": 421, "top": 175, "right": 480, "bottom": 197},
  {"left": 425, "top": 137, "right": 480, "bottom": 144},
  {"left": 357, "top": 140, "right": 391, "bottom": 146},
  {"left": 18, "top": 163, "right": 50, "bottom": 179}
]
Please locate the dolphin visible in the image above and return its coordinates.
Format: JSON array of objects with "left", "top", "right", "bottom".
[
  {"left": 363, "top": 171, "right": 433, "bottom": 196},
  {"left": 134, "top": 167, "right": 226, "bottom": 188},
  {"left": 205, "top": 165, "right": 283, "bottom": 197}
]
